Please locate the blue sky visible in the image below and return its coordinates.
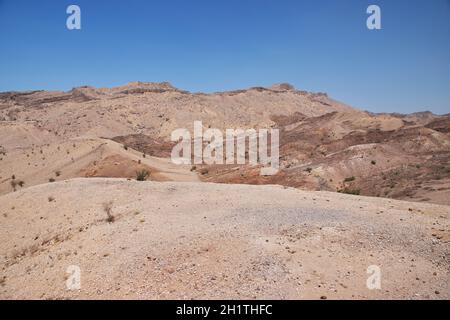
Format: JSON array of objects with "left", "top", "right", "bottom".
[{"left": 0, "top": 0, "right": 449, "bottom": 114}]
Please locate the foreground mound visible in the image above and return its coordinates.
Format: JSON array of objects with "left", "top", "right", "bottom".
[{"left": 0, "top": 179, "right": 448, "bottom": 299}]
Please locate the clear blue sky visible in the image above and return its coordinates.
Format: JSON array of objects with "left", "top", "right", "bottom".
[{"left": 0, "top": 0, "right": 449, "bottom": 114}]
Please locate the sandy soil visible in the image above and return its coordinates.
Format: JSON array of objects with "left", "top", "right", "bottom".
[{"left": 0, "top": 179, "right": 448, "bottom": 300}]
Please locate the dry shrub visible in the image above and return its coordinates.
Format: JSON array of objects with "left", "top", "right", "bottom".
[
  {"left": 136, "top": 170, "right": 150, "bottom": 181},
  {"left": 103, "top": 201, "right": 115, "bottom": 223}
]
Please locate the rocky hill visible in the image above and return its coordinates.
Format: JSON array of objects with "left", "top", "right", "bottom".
[{"left": 4, "top": 82, "right": 442, "bottom": 204}]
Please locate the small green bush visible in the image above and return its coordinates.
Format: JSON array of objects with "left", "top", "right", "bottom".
[{"left": 136, "top": 170, "right": 150, "bottom": 181}]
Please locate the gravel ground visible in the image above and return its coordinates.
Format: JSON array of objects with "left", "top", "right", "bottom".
[{"left": 0, "top": 178, "right": 449, "bottom": 299}]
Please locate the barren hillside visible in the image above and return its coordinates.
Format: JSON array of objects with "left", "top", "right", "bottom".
[
  {"left": 0, "top": 82, "right": 351, "bottom": 147},
  {"left": 1, "top": 83, "right": 449, "bottom": 204}
]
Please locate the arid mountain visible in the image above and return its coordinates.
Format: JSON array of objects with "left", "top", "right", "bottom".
[
  {"left": 1, "top": 82, "right": 449, "bottom": 205},
  {"left": 1, "top": 82, "right": 449, "bottom": 300},
  {"left": 0, "top": 82, "right": 350, "bottom": 147},
  {"left": 199, "top": 109, "right": 450, "bottom": 205}
]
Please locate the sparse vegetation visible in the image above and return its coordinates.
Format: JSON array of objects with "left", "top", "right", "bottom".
[
  {"left": 49, "top": 178, "right": 55, "bottom": 183},
  {"left": 48, "top": 196, "right": 55, "bottom": 202},
  {"left": 338, "top": 188, "right": 361, "bottom": 195},
  {"left": 55, "top": 171, "right": 61, "bottom": 177},
  {"left": 136, "top": 170, "right": 150, "bottom": 181},
  {"left": 103, "top": 201, "right": 115, "bottom": 223},
  {"left": 190, "top": 165, "right": 197, "bottom": 172},
  {"left": 10, "top": 180, "right": 17, "bottom": 192},
  {"left": 371, "top": 160, "right": 376, "bottom": 165},
  {"left": 344, "top": 176, "right": 355, "bottom": 183},
  {"left": 305, "top": 167, "right": 313, "bottom": 173}
]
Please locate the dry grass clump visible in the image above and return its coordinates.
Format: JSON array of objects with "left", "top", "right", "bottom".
[{"left": 103, "top": 201, "right": 115, "bottom": 223}]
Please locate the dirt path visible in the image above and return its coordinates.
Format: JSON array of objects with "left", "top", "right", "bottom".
[{"left": 0, "top": 138, "right": 199, "bottom": 195}]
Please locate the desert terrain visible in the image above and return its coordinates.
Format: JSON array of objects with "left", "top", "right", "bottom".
[{"left": 0, "top": 82, "right": 449, "bottom": 299}]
